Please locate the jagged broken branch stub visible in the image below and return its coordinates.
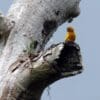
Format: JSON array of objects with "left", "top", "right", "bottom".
[{"left": 11, "top": 42, "right": 83, "bottom": 100}]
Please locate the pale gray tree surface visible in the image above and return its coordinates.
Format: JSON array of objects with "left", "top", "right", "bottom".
[{"left": 0, "top": 0, "right": 83, "bottom": 100}]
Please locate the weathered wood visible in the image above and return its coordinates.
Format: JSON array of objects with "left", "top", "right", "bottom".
[
  {"left": 0, "top": 12, "right": 15, "bottom": 54},
  {"left": 0, "top": 12, "right": 14, "bottom": 34},
  {"left": 0, "top": 0, "right": 82, "bottom": 100},
  {"left": 0, "top": 42, "right": 83, "bottom": 100}
]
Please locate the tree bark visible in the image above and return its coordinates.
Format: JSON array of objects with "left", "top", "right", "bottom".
[{"left": 0, "top": 0, "right": 83, "bottom": 100}]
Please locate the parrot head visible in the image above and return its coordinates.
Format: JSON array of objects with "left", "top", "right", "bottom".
[{"left": 67, "top": 26, "right": 74, "bottom": 32}]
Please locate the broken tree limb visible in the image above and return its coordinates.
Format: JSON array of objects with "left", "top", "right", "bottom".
[
  {"left": 0, "top": 42, "right": 83, "bottom": 100},
  {"left": 0, "top": 0, "right": 82, "bottom": 100}
]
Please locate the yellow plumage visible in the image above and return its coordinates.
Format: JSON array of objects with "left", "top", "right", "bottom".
[{"left": 65, "top": 26, "right": 76, "bottom": 42}]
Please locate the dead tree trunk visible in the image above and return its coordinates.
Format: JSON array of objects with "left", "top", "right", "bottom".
[{"left": 0, "top": 0, "right": 83, "bottom": 100}]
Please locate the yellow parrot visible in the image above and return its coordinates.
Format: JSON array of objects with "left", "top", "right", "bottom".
[{"left": 65, "top": 26, "right": 76, "bottom": 42}]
